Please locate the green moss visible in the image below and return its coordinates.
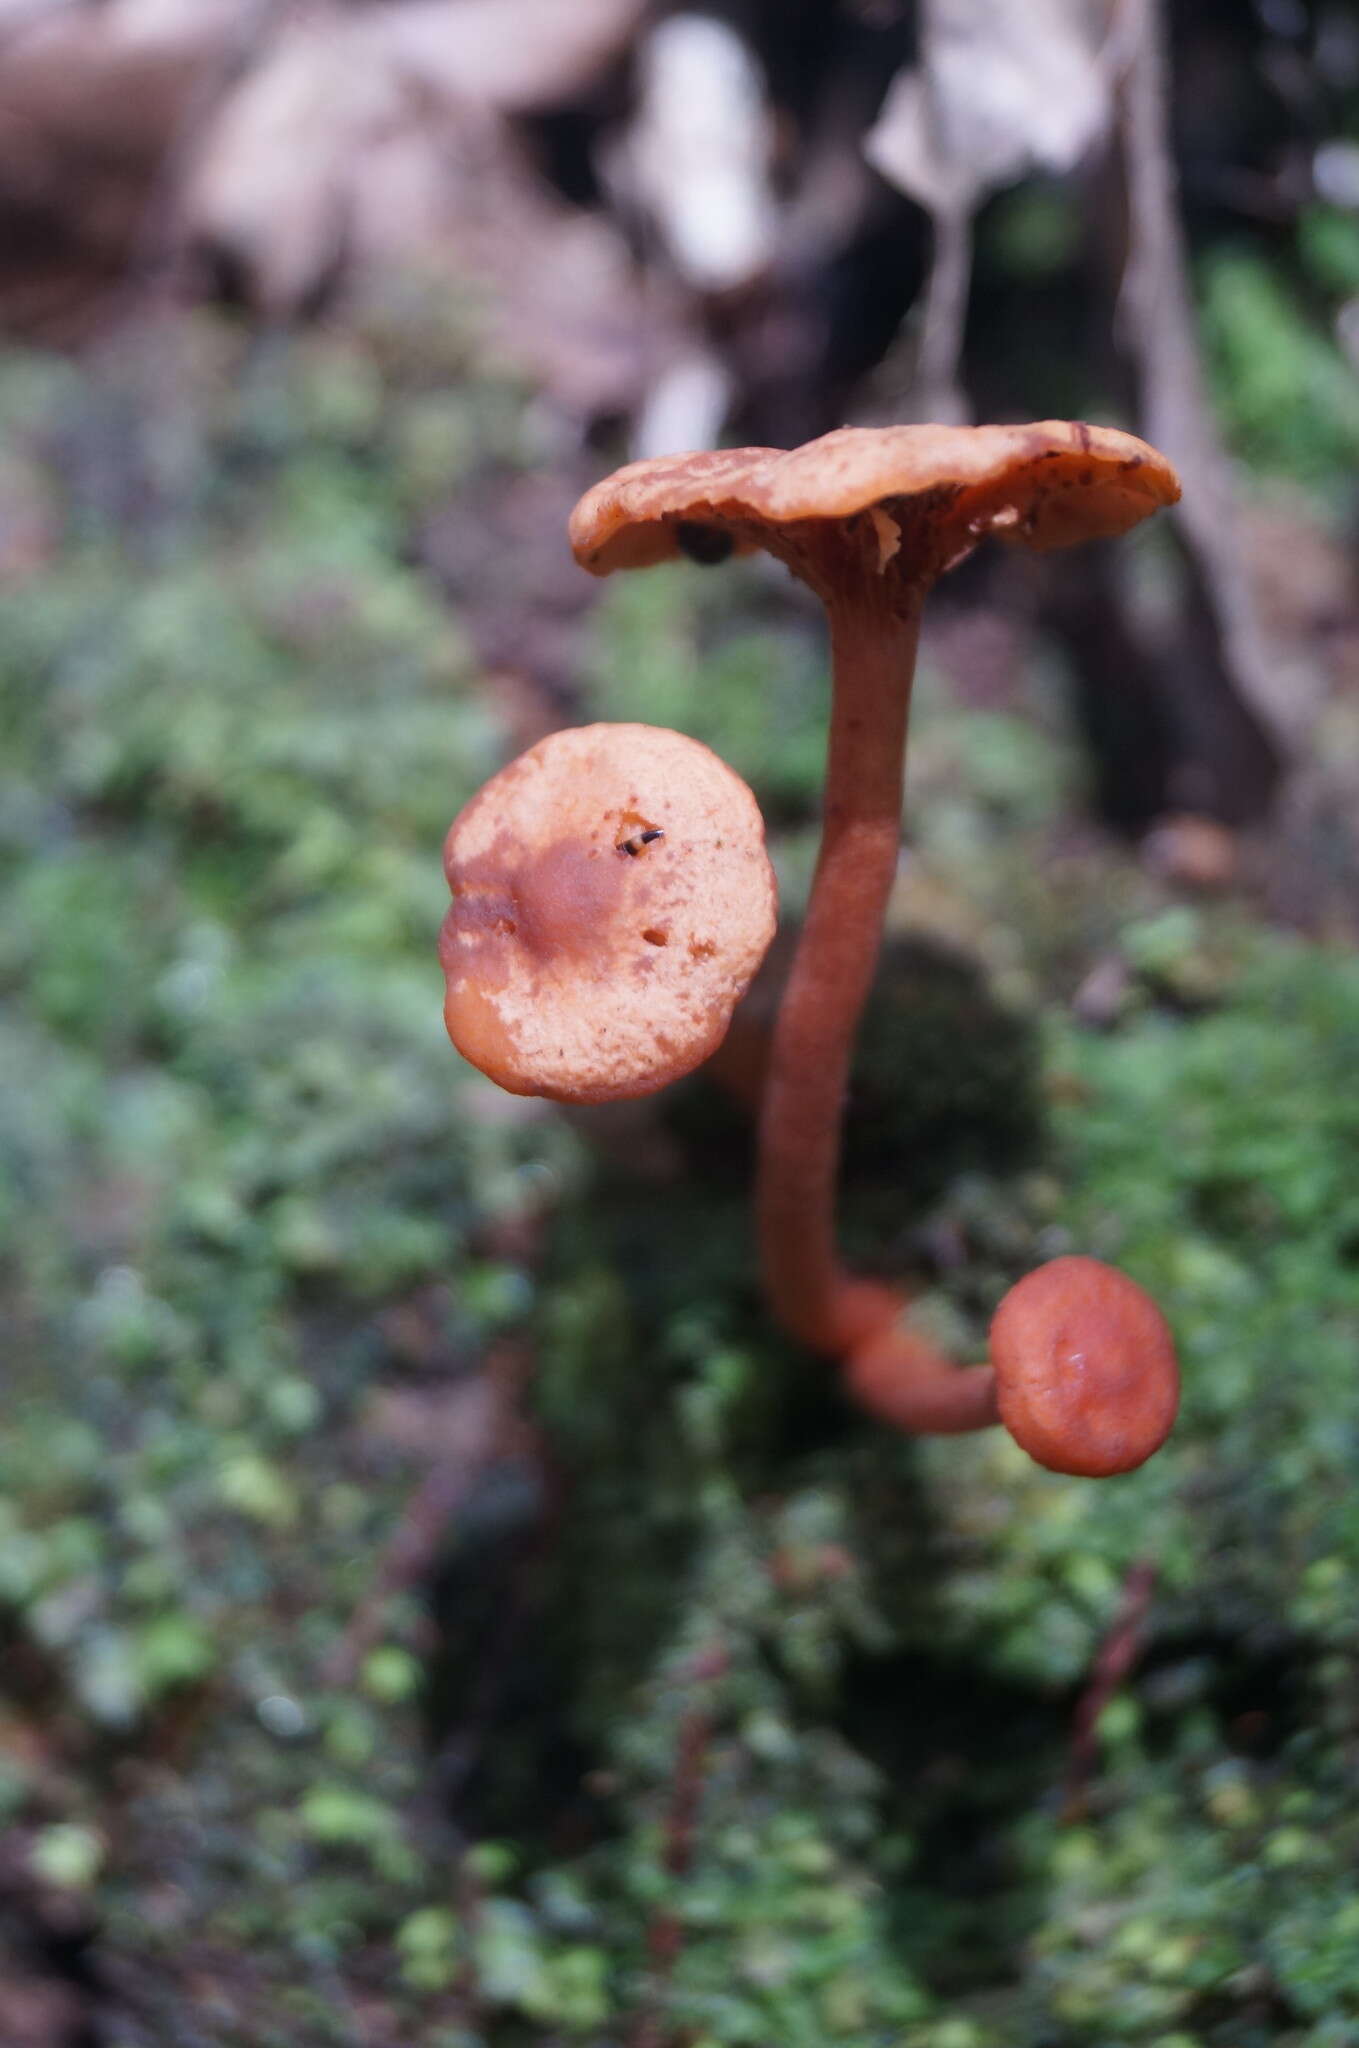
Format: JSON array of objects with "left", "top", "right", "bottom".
[
  {"left": 4, "top": 302, "right": 1359, "bottom": 2045},
  {"left": 1199, "top": 246, "right": 1359, "bottom": 485}
]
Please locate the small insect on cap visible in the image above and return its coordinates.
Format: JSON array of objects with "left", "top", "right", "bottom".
[
  {"left": 569, "top": 422, "right": 1181, "bottom": 600},
  {"left": 440, "top": 723, "right": 777, "bottom": 1104},
  {"left": 989, "top": 1255, "right": 1180, "bottom": 1478}
]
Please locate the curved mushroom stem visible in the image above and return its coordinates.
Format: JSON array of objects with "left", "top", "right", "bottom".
[
  {"left": 846, "top": 1317, "right": 1000, "bottom": 1435},
  {"left": 754, "top": 565, "right": 991, "bottom": 1434}
]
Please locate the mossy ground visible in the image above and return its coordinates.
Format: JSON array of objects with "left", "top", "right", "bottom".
[{"left": 2, "top": 297, "right": 1359, "bottom": 2046}]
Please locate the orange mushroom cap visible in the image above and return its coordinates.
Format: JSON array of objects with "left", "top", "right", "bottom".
[
  {"left": 570, "top": 421, "right": 1181, "bottom": 597},
  {"left": 989, "top": 1255, "right": 1180, "bottom": 1478},
  {"left": 439, "top": 722, "right": 777, "bottom": 1105}
]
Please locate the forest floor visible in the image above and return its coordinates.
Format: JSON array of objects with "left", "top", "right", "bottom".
[{"left": 2, "top": 291, "right": 1359, "bottom": 2047}]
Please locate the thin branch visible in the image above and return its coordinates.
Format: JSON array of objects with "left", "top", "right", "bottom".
[
  {"left": 627, "top": 1643, "right": 729, "bottom": 2048},
  {"left": 320, "top": 1342, "right": 534, "bottom": 1689},
  {"left": 1063, "top": 1557, "right": 1156, "bottom": 1820},
  {"left": 913, "top": 200, "right": 972, "bottom": 423},
  {"left": 1116, "top": 0, "right": 1290, "bottom": 765}
]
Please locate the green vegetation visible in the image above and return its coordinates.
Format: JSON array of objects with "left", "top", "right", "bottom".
[
  {"left": 1199, "top": 243, "right": 1359, "bottom": 485},
  {"left": 2, "top": 304, "right": 1359, "bottom": 2044}
]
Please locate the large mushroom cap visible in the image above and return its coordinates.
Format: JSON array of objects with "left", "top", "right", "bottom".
[
  {"left": 440, "top": 722, "right": 777, "bottom": 1105},
  {"left": 989, "top": 1255, "right": 1180, "bottom": 1477},
  {"left": 570, "top": 421, "right": 1180, "bottom": 593}
]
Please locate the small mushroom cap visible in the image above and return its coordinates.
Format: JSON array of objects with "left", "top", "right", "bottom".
[
  {"left": 570, "top": 421, "right": 1180, "bottom": 589},
  {"left": 989, "top": 1255, "right": 1180, "bottom": 1478},
  {"left": 440, "top": 722, "right": 777, "bottom": 1105}
]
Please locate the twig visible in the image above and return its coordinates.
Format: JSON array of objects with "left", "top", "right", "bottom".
[
  {"left": 1115, "top": 0, "right": 1288, "bottom": 789},
  {"left": 1063, "top": 1557, "right": 1156, "bottom": 1820},
  {"left": 627, "top": 1643, "right": 729, "bottom": 2048},
  {"left": 914, "top": 199, "right": 972, "bottom": 423},
  {"left": 320, "top": 1342, "right": 533, "bottom": 1689}
]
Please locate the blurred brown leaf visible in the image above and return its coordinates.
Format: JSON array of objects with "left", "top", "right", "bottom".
[
  {"left": 865, "top": 0, "right": 1112, "bottom": 212},
  {"left": 865, "top": 0, "right": 1112, "bottom": 420}
]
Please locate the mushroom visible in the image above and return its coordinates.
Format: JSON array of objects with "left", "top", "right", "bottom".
[
  {"left": 845, "top": 1253, "right": 1180, "bottom": 1477},
  {"left": 571, "top": 423, "right": 1182, "bottom": 1465},
  {"left": 439, "top": 721, "right": 777, "bottom": 1105},
  {"left": 988, "top": 1256, "right": 1180, "bottom": 1478}
]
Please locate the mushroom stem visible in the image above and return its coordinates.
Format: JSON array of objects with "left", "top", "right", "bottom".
[
  {"left": 757, "top": 571, "right": 921, "bottom": 1355},
  {"left": 846, "top": 1320, "right": 1001, "bottom": 1435},
  {"left": 756, "top": 567, "right": 1013, "bottom": 1439}
]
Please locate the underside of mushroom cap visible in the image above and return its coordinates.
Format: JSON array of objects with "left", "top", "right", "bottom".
[
  {"left": 569, "top": 421, "right": 1181, "bottom": 593},
  {"left": 989, "top": 1255, "right": 1180, "bottom": 1477},
  {"left": 440, "top": 723, "right": 777, "bottom": 1105}
]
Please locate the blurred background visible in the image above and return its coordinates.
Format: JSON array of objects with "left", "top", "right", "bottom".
[{"left": 2, "top": 2, "right": 1359, "bottom": 2043}]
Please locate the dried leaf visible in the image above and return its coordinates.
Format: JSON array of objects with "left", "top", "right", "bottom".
[
  {"left": 866, "top": 0, "right": 1112, "bottom": 210},
  {"left": 382, "top": 0, "right": 649, "bottom": 115},
  {"left": 605, "top": 12, "right": 778, "bottom": 293}
]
